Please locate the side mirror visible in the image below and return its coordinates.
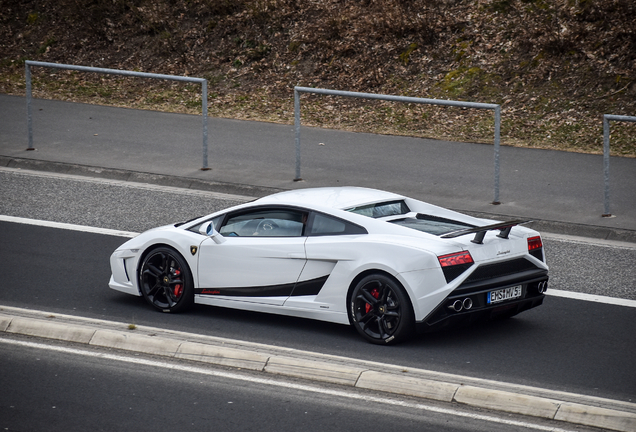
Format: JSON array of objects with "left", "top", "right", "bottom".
[{"left": 199, "top": 221, "right": 225, "bottom": 244}]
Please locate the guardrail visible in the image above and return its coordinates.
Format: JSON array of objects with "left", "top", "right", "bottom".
[
  {"left": 294, "top": 87, "right": 503, "bottom": 204},
  {"left": 602, "top": 114, "right": 636, "bottom": 217},
  {"left": 25, "top": 60, "right": 211, "bottom": 170}
]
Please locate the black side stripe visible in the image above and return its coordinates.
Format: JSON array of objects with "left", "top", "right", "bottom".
[
  {"left": 195, "top": 275, "right": 330, "bottom": 298},
  {"left": 290, "top": 275, "right": 329, "bottom": 297}
]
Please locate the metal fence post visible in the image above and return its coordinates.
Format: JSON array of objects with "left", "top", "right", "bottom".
[
  {"left": 294, "top": 88, "right": 302, "bottom": 181},
  {"left": 603, "top": 115, "right": 611, "bottom": 217},
  {"left": 25, "top": 62, "right": 34, "bottom": 151},
  {"left": 493, "top": 105, "right": 501, "bottom": 205},
  {"left": 201, "top": 79, "right": 209, "bottom": 170},
  {"left": 24, "top": 60, "right": 210, "bottom": 169},
  {"left": 293, "top": 86, "right": 501, "bottom": 201},
  {"left": 602, "top": 114, "right": 636, "bottom": 217}
]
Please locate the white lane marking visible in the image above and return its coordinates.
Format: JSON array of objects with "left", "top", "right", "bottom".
[
  {"left": 0, "top": 338, "right": 579, "bottom": 432},
  {"left": 543, "top": 233, "right": 636, "bottom": 251},
  {"left": 4, "top": 166, "right": 635, "bottom": 249},
  {"left": 0, "top": 215, "right": 138, "bottom": 238},
  {"left": 0, "top": 166, "right": 256, "bottom": 201},
  {"left": 547, "top": 289, "right": 636, "bottom": 308}
]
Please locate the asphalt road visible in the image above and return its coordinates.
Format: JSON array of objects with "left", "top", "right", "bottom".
[
  {"left": 1, "top": 168, "right": 635, "bottom": 404},
  {"left": 2, "top": 167, "right": 635, "bottom": 300},
  {"left": 2, "top": 335, "right": 601, "bottom": 432},
  {"left": 2, "top": 94, "right": 636, "bottom": 233}
]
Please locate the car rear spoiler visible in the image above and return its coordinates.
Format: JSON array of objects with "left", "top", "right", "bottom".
[{"left": 440, "top": 219, "right": 532, "bottom": 244}]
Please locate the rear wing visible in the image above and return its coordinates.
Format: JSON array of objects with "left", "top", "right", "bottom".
[{"left": 440, "top": 220, "right": 532, "bottom": 244}]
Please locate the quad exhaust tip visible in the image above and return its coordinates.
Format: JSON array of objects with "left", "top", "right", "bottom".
[
  {"left": 538, "top": 281, "right": 548, "bottom": 294},
  {"left": 449, "top": 297, "right": 473, "bottom": 312},
  {"left": 463, "top": 298, "right": 473, "bottom": 310}
]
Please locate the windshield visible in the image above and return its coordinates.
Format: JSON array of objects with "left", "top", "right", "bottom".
[{"left": 346, "top": 200, "right": 410, "bottom": 218}]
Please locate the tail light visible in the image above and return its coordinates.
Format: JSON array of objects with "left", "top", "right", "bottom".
[
  {"left": 527, "top": 236, "right": 542, "bottom": 251},
  {"left": 438, "top": 251, "right": 474, "bottom": 283},
  {"left": 527, "top": 236, "right": 544, "bottom": 261},
  {"left": 438, "top": 251, "right": 474, "bottom": 267}
]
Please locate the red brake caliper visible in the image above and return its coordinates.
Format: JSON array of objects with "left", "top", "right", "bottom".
[
  {"left": 173, "top": 268, "right": 183, "bottom": 297},
  {"left": 365, "top": 288, "right": 380, "bottom": 314}
]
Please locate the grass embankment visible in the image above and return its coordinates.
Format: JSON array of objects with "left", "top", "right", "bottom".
[{"left": 1, "top": 0, "right": 634, "bottom": 156}]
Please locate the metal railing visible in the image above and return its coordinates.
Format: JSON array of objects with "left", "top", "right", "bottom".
[
  {"left": 602, "top": 114, "right": 636, "bottom": 217},
  {"left": 294, "top": 87, "right": 502, "bottom": 204},
  {"left": 25, "top": 60, "right": 211, "bottom": 170}
]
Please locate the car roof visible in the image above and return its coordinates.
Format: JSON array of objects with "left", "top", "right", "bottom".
[{"left": 254, "top": 187, "right": 405, "bottom": 210}]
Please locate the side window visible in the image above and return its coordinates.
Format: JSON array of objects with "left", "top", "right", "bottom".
[
  {"left": 188, "top": 215, "right": 224, "bottom": 235},
  {"left": 308, "top": 213, "right": 367, "bottom": 236},
  {"left": 219, "top": 208, "right": 306, "bottom": 237}
]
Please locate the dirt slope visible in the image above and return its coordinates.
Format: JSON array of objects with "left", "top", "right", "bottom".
[{"left": 1, "top": 0, "right": 634, "bottom": 155}]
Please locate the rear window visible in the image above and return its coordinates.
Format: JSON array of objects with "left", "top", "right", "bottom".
[
  {"left": 308, "top": 213, "right": 367, "bottom": 236},
  {"left": 390, "top": 214, "right": 474, "bottom": 236},
  {"left": 346, "top": 200, "right": 410, "bottom": 218}
]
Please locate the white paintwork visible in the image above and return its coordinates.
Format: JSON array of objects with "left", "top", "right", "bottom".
[
  {"left": 198, "top": 236, "right": 306, "bottom": 306},
  {"left": 108, "top": 187, "right": 548, "bottom": 326}
]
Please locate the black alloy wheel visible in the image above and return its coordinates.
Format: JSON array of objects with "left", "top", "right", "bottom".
[
  {"left": 139, "top": 247, "right": 193, "bottom": 313},
  {"left": 349, "top": 274, "right": 414, "bottom": 344}
]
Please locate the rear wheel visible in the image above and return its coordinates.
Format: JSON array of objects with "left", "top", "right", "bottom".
[
  {"left": 349, "top": 274, "right": 414, "bottom": 345},
  {"left": 139, "top": 247, "right": 193, "bottom": 313}
]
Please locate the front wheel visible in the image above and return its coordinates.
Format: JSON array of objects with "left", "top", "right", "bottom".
[
  {"left": 139, "top": 247, "right": 194, "bottom": 313},
  {"left": 349, "top": 274, "right": 414, "bottom": 345}
]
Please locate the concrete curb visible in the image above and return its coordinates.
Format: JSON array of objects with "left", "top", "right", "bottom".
[
  {"left": 3, "top": 155, "right": 636, "bottom": 243},
  {"left": 454, "top": 386, "right": 562, "bottom": 419},
  {"left": 1, "top": 305, "right": 635, "bottom": 432},
  {"left": 0, "top": 155, "right": 284, "bottom": 199},
  {"left": 356, "top": 370, "right": 458, "bottom": 403}
]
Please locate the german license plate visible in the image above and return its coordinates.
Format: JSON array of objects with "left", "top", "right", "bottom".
[{"left": 487, "top": 285, "right": 522, "bottom": 304}]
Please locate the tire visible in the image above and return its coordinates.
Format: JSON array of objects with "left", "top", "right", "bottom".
[
  {"left": 349, "top": 274, "right": 414, "bottom": 345},
  {"left": 139, "top": 246, "right": 194, "bottom": 313}
]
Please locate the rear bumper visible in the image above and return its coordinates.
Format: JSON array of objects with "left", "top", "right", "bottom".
[
  {"left": 416, "top": 273, "right": 548, "bottom": 333},
  {"left": 416, "top": 294, "right": 544, "bottom": 333}
]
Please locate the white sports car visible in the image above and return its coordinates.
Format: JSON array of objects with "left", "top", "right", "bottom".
[{"left": 109, "top": 187, "right": 548, "bottom": 344}]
